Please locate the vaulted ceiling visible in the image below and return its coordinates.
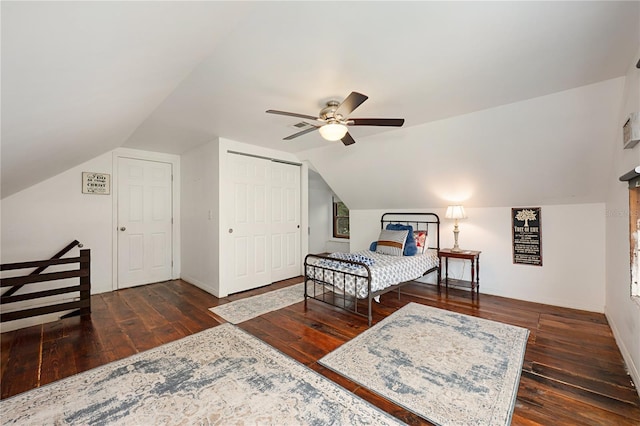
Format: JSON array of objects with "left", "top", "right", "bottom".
[{"left": 2, "top": 1, "right": 639, "bottom": 207}]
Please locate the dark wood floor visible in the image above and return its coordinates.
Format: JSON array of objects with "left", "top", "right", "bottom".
[{"left": 2, "top": 278, "right": 639, "bottom": 425}]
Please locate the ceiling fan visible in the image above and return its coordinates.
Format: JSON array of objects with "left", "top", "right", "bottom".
[{"left": 266, "top": 92, "right": 404, "bottom": 146}]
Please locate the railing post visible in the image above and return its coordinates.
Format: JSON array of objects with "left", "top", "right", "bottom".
[{"left": 80, "top": 249, "right": 91, "bottom": 315}]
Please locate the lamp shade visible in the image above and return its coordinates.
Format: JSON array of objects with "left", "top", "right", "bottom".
[
  {"left": 318, "top": 123, "right": 348, "bottom": 141},
  {"left": 445, "top": 205, "right": 467, "bottom": 220}
]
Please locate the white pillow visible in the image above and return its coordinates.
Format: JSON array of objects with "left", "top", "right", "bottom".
[{"left": 375, "top": 229, "right": 409, "bottom": 256}]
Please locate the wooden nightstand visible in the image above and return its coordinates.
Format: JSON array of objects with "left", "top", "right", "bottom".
[{"left": 439, "top": 249, "right": 481, "bottom": 296}]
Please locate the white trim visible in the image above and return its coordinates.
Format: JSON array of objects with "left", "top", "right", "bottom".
[
  {"left": 606, "top": 310, "right": 640, "bottom": 398},
  {"left": 180, "top": 275, "right": 214, "bottom": 294},
  {"left": 111, "top": 149, "right": 181, "bottom": 291},
  {"left": 300, "top": 162, "right": 309, "bottom": 274}
]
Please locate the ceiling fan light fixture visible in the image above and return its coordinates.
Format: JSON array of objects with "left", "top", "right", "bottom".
[{"left": 319, "top": 123, "right": 348, "bottom": 141}]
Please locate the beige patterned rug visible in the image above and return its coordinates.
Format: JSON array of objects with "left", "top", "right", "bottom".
[
  {"left": 319, "top": 302, "right": 529, "bottom": 426},
  {"left": 209, "top": 282, "right": 320, "bottom": 324},
  {"left": 1, "top": 323, "right": 402, "bottom": 425}
]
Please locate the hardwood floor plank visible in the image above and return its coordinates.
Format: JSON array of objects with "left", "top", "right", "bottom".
[
  {"left": 525, "top": 344, "right": 633, "bottom": 388},
  {"left": 117, "top": 316, "right": 164, "bottom": 353},
  {"left": 1, "top": 278, "right": 639, "bottom": 426},
  {"left": 0, "top": 330, "right": 17, "bottom": 379},
  {"left": 531, "top": 363, "right": 639, "bottom": 406},
  {"left": 1, "top": 325, "right": 42, "bottom": 398},
  {"left": 100, "top": 291, "right": 136, "bottom": 322},
  {"left": 40, "top": 333, "right": 78, "bottom": 386},
  {"left": 151, "top": 282, "right": 220, "bottom": 329},
  {"left": 517, "top": 374, "right": 640, "bottom": 425},
  {"left": 522, "top": 370, "right": 640, "bottom": 421},
  {"left": 239, "top": 317, "right": 316, "bottom": 365},
  {"left": 282, "top": 303, "right": 366, "bottom": 341},
  {"left": 121, "top": 289, "right": 170, "bottom": 331},
  {"left": 145, "top": 285, "right": 213, "bottom": 334}
]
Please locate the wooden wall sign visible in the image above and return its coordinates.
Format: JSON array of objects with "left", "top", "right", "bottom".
[
  {"left": 512, "top": 207, "right": 542, "bottom": 266},
  {"left": 82, "top": 172, "right": 110, "bottom": 195}
]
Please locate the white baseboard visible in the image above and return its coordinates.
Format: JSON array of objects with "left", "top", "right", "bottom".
[
  {"left": 605, "top": 311, "right": 640, "bottom": 398},
  {"left": 180, "top": 275, "right": 220, "bottom": 298}
]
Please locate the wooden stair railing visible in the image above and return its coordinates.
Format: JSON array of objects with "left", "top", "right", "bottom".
[
  {"left": 0, "top": 247, "right": 91, "bottom": 323},
  {"left": 2, "top": 239, "right": 82, "bottom": 298}
]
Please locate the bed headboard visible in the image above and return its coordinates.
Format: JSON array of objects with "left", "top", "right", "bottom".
[{"left": 380, "top": 212, "right": 440, "bottom": 251}]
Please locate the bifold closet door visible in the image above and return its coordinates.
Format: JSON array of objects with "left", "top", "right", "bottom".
[
  {"left": 270, "top": 161, "right": 301, "bottom": 282},
  {"left": 227, "top": 154, "right": 272, "bottom": 294},
  {"left": 225, "top": 154, "right": 301, "bottom": 295}
]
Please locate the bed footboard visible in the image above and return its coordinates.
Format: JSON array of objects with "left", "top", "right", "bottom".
[{"left": 304, "top": 254, "right": 376, "bottom": 325}]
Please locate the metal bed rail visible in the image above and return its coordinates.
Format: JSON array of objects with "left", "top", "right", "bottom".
[
  {"left": 381, "top": 212, "right": 441, "bottom": 252},
  {"left": 304, "top": 254, "right": 374, "bottom": 324}
]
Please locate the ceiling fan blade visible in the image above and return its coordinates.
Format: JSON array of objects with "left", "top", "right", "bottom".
[
  {"left": 266, "top": 109, "right": 320, "bottom": 121},
  {"left": 283, "top": 125, "right": 320, "bottom": 140},
  {"left": 341, "top": 132, "right": 356, "bottom": 146},
  {"left": 349, "top": 118, "right": 405, "bottom": 127},
  {"left": 335, "top": 92, "right": 368, "bottom": 117}
]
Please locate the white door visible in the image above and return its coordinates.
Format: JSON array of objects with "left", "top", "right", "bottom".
[
  {"left": 271, "top": 161, "right": 301, "bottom": 282},
  {"left": 227, "top": 154, "right": 272, "bottom": 293},
  {"left": 117, "top": 157, "right": 173, "bottom": 288},
  {"left": 225, "top": 154, "right": 301, "bottom": 294}
]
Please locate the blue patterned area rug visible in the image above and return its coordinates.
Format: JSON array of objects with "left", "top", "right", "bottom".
[
  {"left": 1, "top": 324, "right": 402, "bottom": 425},
  {"left": 319, "top": 302, "right": 529, "bottom": 426},
  {"left": 210, "top": 282, "right": 320, "bottom": 324}
]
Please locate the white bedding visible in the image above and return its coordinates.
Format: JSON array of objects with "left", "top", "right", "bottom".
[{"left": 306, "top": 249, "right": 439, "bottom": 299}]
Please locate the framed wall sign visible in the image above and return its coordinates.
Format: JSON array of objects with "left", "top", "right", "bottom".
[
  {"left": 82, "top": 172, "right": 110, "bottom": 195},
  {"left": 512, "top": 207, "right": 542, "bottom": 266}
]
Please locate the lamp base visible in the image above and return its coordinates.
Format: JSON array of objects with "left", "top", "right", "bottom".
[{"left": 452, "top": 222, "right": 462, "bottom": 252}]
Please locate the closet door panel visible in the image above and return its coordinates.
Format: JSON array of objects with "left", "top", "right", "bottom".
[
  {"left": 227, "top": 155, "right": 272, "bottom": 293},
  {"left": 271, "top": 161, "right": 301, "bottom": 282},
  {"left": 225, "top": 154, "right": 301, "bottom": 294}
]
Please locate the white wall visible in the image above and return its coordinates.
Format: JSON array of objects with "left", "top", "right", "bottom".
[
  {"left": 2, "top": 152, "right": 114, "bottom": 293},
  {"left": 605, "top": 49, "right": 640, "bottom": 392},
  {"left": 308, "top": 171, "right": 333, "bottom": 254},
  {"left": 352, "top": 204, "right": 606, "bottom": 312},
  {"left": 308, "top": 170, "right": 349, "bottom": 254},
  {"left": 180, "top": 140, "right": 220, "bottom": 295},
  {"left": 1, "top": 148, "right": 180, "bottom": 331}
]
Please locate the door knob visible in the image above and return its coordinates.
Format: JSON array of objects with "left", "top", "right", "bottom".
[{"left": 120, "top": 226, "right": 126, "bottom": 231}]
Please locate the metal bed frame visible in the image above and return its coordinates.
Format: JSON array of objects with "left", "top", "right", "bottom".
[{"left": 304, "top": 212, "right": 440, "bottom": 326}]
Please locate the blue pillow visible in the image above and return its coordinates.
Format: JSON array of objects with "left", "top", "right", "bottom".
[
  {"left": 385, "top": 223, "right": 417, "bottom": 256},
  {"left": 369, "top": 241, "right": 378, "bottom": 251}
]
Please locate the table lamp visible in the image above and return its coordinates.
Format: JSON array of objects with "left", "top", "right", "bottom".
[{"left": 445, "top": 205, "right": 467, "bottom": 252}]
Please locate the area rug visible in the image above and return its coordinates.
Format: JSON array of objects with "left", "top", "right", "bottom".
[
  {"left": 1, "top": 323, "right": 402, "bottom": 425},
  {"left": 210, "top": 281, "right": 320, "bottom": 324},
  {"left": 319, "top": 302, "right": 529, "bottom": 426}
]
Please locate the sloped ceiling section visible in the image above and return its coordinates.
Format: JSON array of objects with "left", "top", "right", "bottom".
[
  {"left": 1, "top": 2, "right": 252, "bottom": 197},
  {"left": 298, "top": 78, "right": 626, "bottom": 209},
  {"left": 2, "top": 1, "right": 639, "bottom": 201},
  {"left": 123, "top": 1, "right": 639, "bottom": 156}
]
